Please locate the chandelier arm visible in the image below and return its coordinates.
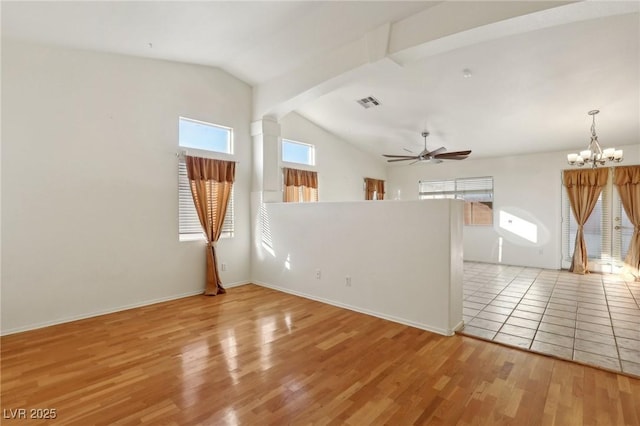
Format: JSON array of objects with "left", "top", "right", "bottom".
[{"left": 590, "top": 137, "right": 603, "bottom": 156}]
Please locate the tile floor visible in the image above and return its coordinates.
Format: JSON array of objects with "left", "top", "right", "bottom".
[{"left": 460, "top": 262, "right": 640, "bottom": 377}]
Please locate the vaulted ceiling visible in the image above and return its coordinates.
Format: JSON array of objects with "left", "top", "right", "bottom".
[{"left": 3, "top": 1, "right": 639, "bottom": 162}]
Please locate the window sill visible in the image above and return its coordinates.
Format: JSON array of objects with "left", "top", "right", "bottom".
[{"left": 281, "top": 161, "right": 316, "bottom": 170}]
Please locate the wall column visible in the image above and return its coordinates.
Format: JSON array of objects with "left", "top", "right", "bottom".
[
  {"left": 251, "top": 117, "right": 281, "bottom": 202},
  {"left": 250, "top": 117, "right": 281, "bottom": 275}
]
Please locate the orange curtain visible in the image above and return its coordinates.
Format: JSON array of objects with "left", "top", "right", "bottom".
[
  {"left": 563, "top": 168, "right": 608, "bottom": 274},
  {"left": 185, "top": 155, "right": 235, "bottom": 295},
  {"left": 614, "top": 165, "right": 640, "bottom": 280},
  {"left": 283, "top": 168, "right": 318, "bottom": 202},
  {"left": 364, "top": 178, "right": 385, "bottom": 200}
]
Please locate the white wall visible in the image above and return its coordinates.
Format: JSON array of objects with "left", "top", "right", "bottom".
[
  {"left": 386, "top": 145, "right": 640, "bottom": 269},
  {"left": 3, "top": 41, "right": 636, "bottom": 336},
  {"left": 1, "top": 40, "right": 252, "bottom": 334},
  {"left": 252, "top": 200, "right": 464, "bottom": 335},
  {"left": 280, "top": 112, "right": 387, "bottom": 201}
]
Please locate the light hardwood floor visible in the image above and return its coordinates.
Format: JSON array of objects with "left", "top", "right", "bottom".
[{"left": 2, "top": 284, "right": 639, "bottom": 425}]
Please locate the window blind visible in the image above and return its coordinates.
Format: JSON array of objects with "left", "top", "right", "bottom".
[
  {"left": 454, "top": 177, "right": 493, "bottom": 202},
  {"left": 419, "top": 177, "right": 493, "bottom": 201},
  {"left": 178, "top": 161, "right": 234, "bottom": 238},
  {"left": 418, "top": 179, "right": 456, "bottom": 199},
  {"left": 419, "top": 176, "right": 493, "bottom": 226}
]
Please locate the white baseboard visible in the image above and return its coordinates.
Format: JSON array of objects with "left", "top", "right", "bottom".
[
  {"left": 224, "top": 280, "right": 251, "bottom": 289},
  {"left": 253, "top": 280, "right": 455, "bottom": 337},
  {"left": 1, "top": 281, "right": 251, "bottom": 336},
  {"left": 2, "top": 280, "right": 454, "bottom": 337}
]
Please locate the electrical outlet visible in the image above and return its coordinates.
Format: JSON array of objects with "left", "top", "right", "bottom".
[
  {"left": 345, "top": 276, "right": 351, "bottom": 286},
  {"left": 315, "top": 269, "right": 321, "bottom": 279},
  {"left": 221, "top": 263, "right": 227, "bottom": 271}
]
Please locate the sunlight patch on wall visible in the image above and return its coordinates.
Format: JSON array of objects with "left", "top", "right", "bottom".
[
  {"left": 495, "top": 206, "right": 550, "bottom": 248},
  {"left": 255, "top": 193, "right": 277, "bottom": 259},
  {"left": 261, "top": 241, "right": 276, "bottom": 258},
  {"left": 499, "top": 211, "right": 538, "bottom": 243}
]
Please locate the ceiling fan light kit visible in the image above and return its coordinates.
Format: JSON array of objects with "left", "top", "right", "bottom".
[
  {"left": 383, "top": 131, "right": 471, "bottom": 164},
  {"left": 567, "top": 110, "right": 623, "bottom": 168}
]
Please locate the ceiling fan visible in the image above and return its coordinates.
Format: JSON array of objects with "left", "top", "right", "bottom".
[{"left": 383, "top": 131, "right": 471, "bottom": 164}]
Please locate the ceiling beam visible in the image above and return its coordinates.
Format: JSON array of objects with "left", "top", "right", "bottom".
[
  {"left": 252, "top": 1, "right": 579, "bottom": 120},
  {"left": 389, "top": 0, "right": 638, "bottom": 65}
]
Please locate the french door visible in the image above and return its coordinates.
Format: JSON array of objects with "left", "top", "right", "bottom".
[
  {"left": 612, "top": 194, "right": 634, "bottom": 272},
  {"left": 561, "top": 168, "right": 632, "bottom": 273}
]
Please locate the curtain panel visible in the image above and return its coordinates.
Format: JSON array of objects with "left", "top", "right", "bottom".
[
  {"left": 563, "top": 168, "right": 608, "bottom": 274},
  {"left": 364, "top": 178, "right": 385, "bottom": 200},
  {"left": 614, "top": 165, "right": 640, "bottom": 280},
  {"left": 185, "top": 155, "right": 236, "bottom": 295},
  {"left": 283, "top": 168, "right": 318, "bottom": 202}
]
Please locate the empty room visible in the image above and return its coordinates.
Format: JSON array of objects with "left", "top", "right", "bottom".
[{"left": 2, "top": 1, "right": 639, "bottom": 425}]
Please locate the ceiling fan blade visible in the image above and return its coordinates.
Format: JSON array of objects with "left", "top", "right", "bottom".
[
  {"left": 388, "top": 131, "right": 471, "bottom": 165},
  {"left": 387, "top": 157, "right": 417, "bottom": 162},
  {"left": 426, "top": 147, "right": 447, "bottom": 156},
  {"left": 434, "top": 149, "right": 471, "bottom": 160},
  {"left": 435, "top": 150, "right": 471, "bottom": 158},
  {"left": 403, "top": 148, "right": 415, "bottom": 154},
  {"left": 434, "top": 155, "right": 469, "bottom": 160},
  {"left": 383, "top": 154, "right": 419, "bottom": 158}
]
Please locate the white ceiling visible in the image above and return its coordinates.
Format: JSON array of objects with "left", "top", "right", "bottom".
[
  {"left": 2, "top": 1, "right": 639, "bottom": 162},
  {"left": 298, "top": 11, "right": 640, "bottom": 158},
  {"left": 1, "top": 1, "right": 433, "bottom": 85}
]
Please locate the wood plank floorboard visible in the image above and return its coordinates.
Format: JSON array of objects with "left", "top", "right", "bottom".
[{"left": 2, "top": 284, "right": 639, "bottom": 425}]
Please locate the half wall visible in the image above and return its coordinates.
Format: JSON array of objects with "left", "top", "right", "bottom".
[{"left": 252, "top": 200, "right": 464, "bottom": 335}]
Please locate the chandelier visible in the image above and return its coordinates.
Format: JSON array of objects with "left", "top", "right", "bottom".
[{"left": 567, "top": 110, "right": 623, "bottom": 167}]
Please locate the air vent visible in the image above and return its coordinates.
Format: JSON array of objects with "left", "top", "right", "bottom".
[{"left": 356, "top": 96, "right": 381, "bottom": 109}]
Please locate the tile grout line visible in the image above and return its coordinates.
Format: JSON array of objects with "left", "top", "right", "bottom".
[
  {"left": 493, "top": 268, "right": 544, "bottom": 349},
  {"left": 468, "top": 262, "right": 631, "bottom": 372},
  {"left": 538, "top": 272, "right": 569, "bottom": 355},
  {"left": 602, "top": 275, "right": 624, "bottom": 372},
  {"left": 565, "top": 277, "right": 578, "bottom": 365},
  {"left": 465, "top": 265, "right": 520, "bottom": 332},
  {"left": 461, "top": 263, "right": 639, "bottom": 377}
]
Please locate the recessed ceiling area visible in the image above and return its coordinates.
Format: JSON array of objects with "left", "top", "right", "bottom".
[{"left": 3, "top": 1, "right": 638, "bottom": 162}]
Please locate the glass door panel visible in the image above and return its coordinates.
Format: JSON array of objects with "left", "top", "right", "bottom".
[{"left": 612, "top": 191, "right": 634, "bottom": 272}]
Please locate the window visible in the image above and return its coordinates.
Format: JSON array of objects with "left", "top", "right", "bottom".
[
  {"left": 283, "top": 168, "right": 318, "bottom": 202},
  {"left": 179, "top": 117, "right": 232, "bottom": 154},
  {"left": 178, "top": 117, "right": 234, "bottom": 240},
  {"left": 364, "top": 177, "right": 385, "bottom": 200},
  {"left": 419, "top": 177, "right": 493, "bottom": 225},
  {"left": 282, "top": 139, "right": 315, "bottom": 166},
  {"left": 178, "top": 161, "right": 234, "bottom": 240}
]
